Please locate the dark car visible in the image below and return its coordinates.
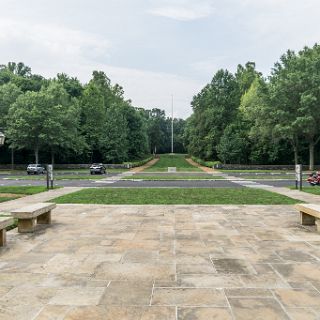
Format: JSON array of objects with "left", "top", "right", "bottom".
[
  {"left": 27, "top": 164, "right": 46, "bottom": 175},
  {"left": 90, "top": 163, "right": 106, "bottom": 175}
]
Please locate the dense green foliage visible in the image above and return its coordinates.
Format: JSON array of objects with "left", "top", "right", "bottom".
[
  {"left": 0, "top": 63, "right": 186, "bottom": 164},
  {"left": 185, "top": 44, "right": 320, "bottom": 170},
  {"left": 53, "top": 187, "right": 301, "bottom": 205}
]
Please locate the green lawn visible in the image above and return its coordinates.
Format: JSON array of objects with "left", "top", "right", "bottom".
[
  {"left": 291, "top": 187, "right": 320, "bottom": 195},
  {"left": 220, "top": 170, "right": 295, "bottom": 173},
  {"left": 0, "top": 197, "right": 19, "bottom": 203},
  {"left": 122, "top": 175, "right": 224, "bottom": 180},
  {"left": 144, "top": 154, "right": 201, "bottom": 172},
  {"left": 53, "top": 187, "right": 301, "bottom": 205},
  {"left": 4, "top": 174, "right": 107, "bottom": 180},
  {"left": 0, "top": 186, "right": 53, "bottom": 195}
]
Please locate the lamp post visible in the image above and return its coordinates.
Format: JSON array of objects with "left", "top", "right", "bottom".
[{"left": 0, "top": 131, "right": 5, "bottom": 146}]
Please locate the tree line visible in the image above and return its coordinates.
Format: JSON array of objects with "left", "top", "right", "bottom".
[
  {"left": 184, "top": 43, "right": 320, "bottom": 170},
  {"left": 0, "top": 62, "right": 186, "bottom": 165}
]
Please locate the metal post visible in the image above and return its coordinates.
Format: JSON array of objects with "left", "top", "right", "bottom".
[
  {"left": 46, "top": 167, "right": 49, "bottom": 190},
  {"left": 171, "top": 95, "right": 174, "bottom": 154},
  {"left": 295, "top": 164, "right": 302, "bottom": 191},
  {"left": 47, "top": 164, "right": 54, "bottom": 190}
]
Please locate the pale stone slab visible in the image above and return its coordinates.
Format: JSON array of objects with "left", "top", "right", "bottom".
[
  {"left": 151, "top": 288, "right": 227, "bottom": 306},
  {"left": 99, "top": 281, "right": 153, "bottom": 305},
  {"left": 178, "top": 307, "right": 232, "bottom": 320},
  {"left": 49, "top": 287, "right": 105, "bottom": 306},
  {"left": 228, "top": 298, "right": 290, "bottom": 320},
  {"left": 64, "top": 306, "right": 176, "bottom": 320},
  {"left": 274, "top": 289, "right": 320, "bottom": 307},
  {"left": 2, "top": 204, "right": 320, "bottom": 317}
]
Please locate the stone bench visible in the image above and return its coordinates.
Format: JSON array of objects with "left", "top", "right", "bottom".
[
  {"left": 11, "top": 203, "right": 56, "bottom": 233},
  {"left": 295, "top": 204, "right": 320, "bottom": 232},
  {"left": 0, "top": 216, "right": 14, "bottom": 247}
]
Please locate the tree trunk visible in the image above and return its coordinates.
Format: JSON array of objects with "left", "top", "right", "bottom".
[
  {"left": 293, "top": 145, "right": 298, "bottom": 166},
  {"left": 309, "top": 142, "right": 315, "bottom": 171},
  {"left": 51, "top": 151, "right": 55, "bottom": 166},
  {"left": 34, "top": 147, "right": 39, "bottom": 164},
  {"left": 11, "top": 148, "right": 14, "bottom": 171}
]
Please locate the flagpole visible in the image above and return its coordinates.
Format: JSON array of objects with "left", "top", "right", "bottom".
[{"left": 171, "top": 95, "right": 174, "bottom": 154}]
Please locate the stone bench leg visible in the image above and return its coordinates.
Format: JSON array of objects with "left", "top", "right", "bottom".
[
  {"left": 18, "top": 218, "right": 36, "bottom": 233},
  {"left": 315, "top": 219, "right": 320, "bottom": 232},
  {"left": 0, "top": 229, "right": 6, "bottom": 247},
  {"left": 300, "top": 212, "right": 315, "bottom": 225},
  {"left": 37, "top": 211, "right": 51, "bottom": 224}
]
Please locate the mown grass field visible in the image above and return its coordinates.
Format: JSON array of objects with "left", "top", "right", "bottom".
[
  {"left": 0, "top": 186, "right": 53, "bottom": 204},
  {"left": 3, "top": 174, "right": 107, "bottom": 181},
  {"left": 122, "top": 175, "right": 224, "bottom": 180},
  {"left": 53, "top": 187, "right": 301, "bottom": 205},
  {"left": 0, "top": 186, "right": 51, "bottom": 195},
  {"left": 143, "top": 154, "right": 201, "bottom": 172},
  {"left": 291, "top": 187, "right": 320, "bottom": 195}
]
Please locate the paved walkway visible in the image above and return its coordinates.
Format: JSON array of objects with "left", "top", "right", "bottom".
[
  {"left": 223, "top": 174, "right": 320, "bottom": 203},
  {"left": 185, "top": 158, "right": 215, "bottom": 173},
  {"left": 131, "top": 158, "right": 159, "bottom": 173},
  {"left": 1, "top": 204, "right": 320, "bottom": 319},
  {"left": 0, "top": 187, "right": 83, "bottom": 212}
]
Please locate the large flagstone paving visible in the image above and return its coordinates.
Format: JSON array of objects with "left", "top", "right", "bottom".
[{"left": 0, "top": 204, "right": 320, "bottom": 319}]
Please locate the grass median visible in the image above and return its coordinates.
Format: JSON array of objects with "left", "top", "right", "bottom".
[
  {"left": 4, "top": 175, "right": 107, "bottom": 180},
  {"left": 122, "top": 175, "right": 224, "bottom": 180},
  {"left": 53, "top": 187, "right": 301, "bottom": 205},
  {"left": 0, "top": 186, "right": 52, "bottom": 195},
  {"left": 289, "top": 187, "right": 320, "bottom": 195},
  {"left": 0, "top": 186, "right": 59, "bottom": 203}
]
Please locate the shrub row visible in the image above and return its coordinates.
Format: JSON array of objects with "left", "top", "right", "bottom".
[
  {"left": 191, "top": 156, "right": 222, "bottom": 168},
  {"left": 125, "top": 156, "right": 155, "bottom": 168}
]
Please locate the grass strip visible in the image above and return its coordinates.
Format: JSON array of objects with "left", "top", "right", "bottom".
[
  {"left": 0, "top": 197, "right": 19, "bottom": 203},
  {"left": 122, "top": 175, "right": 224, "bottom": 180},
  {"left": 289, "top": 187, "right": 320, "bottom": 195},
  {"left": 53, "top": 187, "right": 301, "bottom": 205},
  {"left": 5, "top": 175, "right": 107, "bottom": 180},
  {"left": 0, "top": 186, "right": 53, "bottom": 195}
]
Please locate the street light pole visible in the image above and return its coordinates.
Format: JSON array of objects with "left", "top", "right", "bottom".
[{"left": 171, "top": 95, "right": 174, "bottom": 154}]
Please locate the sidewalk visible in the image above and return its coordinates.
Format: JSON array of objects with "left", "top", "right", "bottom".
[
  {"left": 224, "top": 174, "right": 320, "bottom": 203},
  {"left": 131, "top": 158, "right": 159, "bottom": 173},
  {"left": 260, "top": 186, "right": 320, "bottom": 203},
  {"left": 185, "top": 158, "right": 215, "bottom": 173},
  {"left": 0, "top": 187, "right": 83, "bottom": 212}
]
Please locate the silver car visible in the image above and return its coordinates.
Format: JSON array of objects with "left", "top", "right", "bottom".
[{"left": 27, "top": 164, "right": 46, "bottom": 175}]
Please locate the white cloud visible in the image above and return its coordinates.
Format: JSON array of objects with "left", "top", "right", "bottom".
[
  {"left": 0, "top": 17, "right": 201, "bottom": 118},
  {"left": 0, "top": 18, "right": 111, "bottom": 69},
  {"left": 148, "top": 0, "right": 215, "bottom": 21}
]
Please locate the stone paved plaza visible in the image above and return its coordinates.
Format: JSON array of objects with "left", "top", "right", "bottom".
[{"left": 1, "top": 204, "right": 320, "bottom": 319}]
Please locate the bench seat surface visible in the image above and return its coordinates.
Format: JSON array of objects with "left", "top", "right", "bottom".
[
  {"left": 0, "top": 216, "right": 14, "bottom": 229},
  {"left": 295, "top": 204, "right": 320, "bottom": 219},
  {"left": 11, "top": 203, "right": 56, "bottom": 219}
]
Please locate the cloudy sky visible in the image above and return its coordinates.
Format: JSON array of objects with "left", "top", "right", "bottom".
[{"left": 0, "top": 0, "right": 319, "bottom": 118}]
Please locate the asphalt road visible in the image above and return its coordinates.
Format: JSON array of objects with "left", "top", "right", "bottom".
[{"left": 0, "top": 176, "right": 309, "bottom": 188}]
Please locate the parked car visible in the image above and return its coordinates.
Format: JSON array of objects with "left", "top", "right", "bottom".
[
  {"left": 90, "top": 163, "right": 106, "bottom": 175},
  {"left": 27, "top": 164, "right": 46, "bottom": 175}
]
